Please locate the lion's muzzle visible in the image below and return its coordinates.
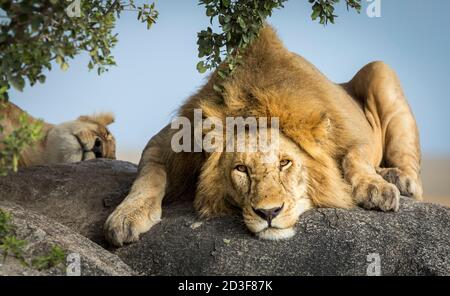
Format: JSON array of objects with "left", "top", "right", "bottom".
[{"left": 252, "top": 203, "right": 284, "bottom": 227}]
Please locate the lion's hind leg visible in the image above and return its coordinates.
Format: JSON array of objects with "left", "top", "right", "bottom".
[
  {"left": 378, "top": 93, "right": 423, "bottom": 200},
  {"left": 349, "top": 61, "right": 423, "bottom": 200}
]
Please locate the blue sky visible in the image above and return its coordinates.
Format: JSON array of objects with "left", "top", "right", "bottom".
[{"left": 9, "top": 0, "right": 450, "bottom": 158}]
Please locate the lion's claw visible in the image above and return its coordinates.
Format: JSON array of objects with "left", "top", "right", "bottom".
[
  {"left": 377, "top": 167, "right": 423, "bottom": 200},
  {"left": 104, "top": 204, "right": 160, "bottom": 247},
  {"left": 353, "top": 177, "right": 400, "bottom": 212}
]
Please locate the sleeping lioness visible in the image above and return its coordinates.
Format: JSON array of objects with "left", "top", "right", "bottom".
[
  {"left": 0, "top": 102, "right": 116, "bottom": 167},
  {"left": 105, "top": 26, "right": 422, "bottom": 245}
]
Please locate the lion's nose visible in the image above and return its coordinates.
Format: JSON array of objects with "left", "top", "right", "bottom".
[
  {"left": 93, "top": 138, "right": 103, "bottom": 158},
  {"left": 252, "top": 204, "right": 284, "bottom": 226}
]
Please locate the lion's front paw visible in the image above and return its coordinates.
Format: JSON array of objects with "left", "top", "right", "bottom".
[
  {"left": 377, "top": 168, "right": 423, "bottom": 200},
  {"left": 353, "top": 176, "right": 400, "bottom": 212},
  {"left": 104, "top": 204, "right": 161, "bottom": 247}
]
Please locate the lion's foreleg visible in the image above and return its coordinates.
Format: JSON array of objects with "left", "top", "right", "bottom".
[
  {"left": 343, "top": 145, "right": 400, "bottom": 212},
  {"left": 104, "top": 145, "right": 167, "bottom": 246}
]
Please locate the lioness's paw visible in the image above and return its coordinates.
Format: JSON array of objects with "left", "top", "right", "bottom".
[
  {"left": 353, "top": 177, "right": 400, "bottom": 212},
  {"left": 104, "top": 205, "right": 161, "bottom": 247},
  {"left": 377, "top": 168, "right": 423, "bottom": 200}
]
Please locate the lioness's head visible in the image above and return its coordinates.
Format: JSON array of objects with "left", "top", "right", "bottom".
[
  {"left": 45, "top": 113, "right": 116, "bottom": 164},
  {"left": 194, "top": 127, "right": 314, "bottom": 240}
]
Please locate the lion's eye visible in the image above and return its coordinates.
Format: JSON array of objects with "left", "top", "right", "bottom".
[
  {"left": 280, "top": 159, "right": 292, "bottom": 170},
  {"left": 235, "top": 165, "right": 247, "bottom": 173}
]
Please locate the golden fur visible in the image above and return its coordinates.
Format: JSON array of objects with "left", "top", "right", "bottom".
[
  {"left": 105, "top": 25, "right": 422, "bottom": 245},
  {"left": 0, "top": 102, "right": 116, "bottom": 167}
]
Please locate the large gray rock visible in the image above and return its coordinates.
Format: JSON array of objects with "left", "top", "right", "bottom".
[
  {"left": 116, "top": 199, "right": 450, "bottom": 276},
  {"left": 0, "top": 159, "right": 137, "bottom": 245},
  {"left": 0, "top": 201, "right": 134, "bottom": 276},
  {"left": 1, "top": 160, "right": 449, "bottom": 276}
]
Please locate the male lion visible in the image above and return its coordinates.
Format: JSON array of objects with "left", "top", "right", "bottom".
[
  {"left": 105, "top": 26, "right": 422, "bottom": 245},
  {"left": 0, "top": 102, "right": 116, "bottom": 167}
]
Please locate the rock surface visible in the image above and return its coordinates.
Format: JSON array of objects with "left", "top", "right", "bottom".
[
  {"left": 0, "top": 201, "right": 134, "bottom": 276},
  {"left": 1, "top": 160, "right": 450, "bottom": 276},
  {"left": 116, "top": 199, "right": 450, "bottom": 276},
  {"left": 0, "top": 159, "right": 137, "bottom": 245}
]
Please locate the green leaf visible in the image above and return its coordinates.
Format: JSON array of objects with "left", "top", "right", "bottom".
[
  {"left": 9, "top": 76, "right": 25, "bottom": 92},
  {"left": 55, "top": 56, "right": 63, "bottom": 65},
  {"left": 37, "top": 75, "right": 46, "bottom": 84},
  {"left": 237, "top": 17, "right": 246, "bottom": 29},
  {"left": 311, "top": 8, "right": 321, "bottom": 20},
  {"left": 61, "top": 62, "right": 69, "bottom": 71},
  {"left": 12, "top": 154, "right": 18, "bottom": 172},
  {"left": 0, "top": 86, "right": 8, "bottom": 95},
  {"left": 206, "top": 7, "right": 215, "bottom": 17},
  {"left": 196, "top": 61, "right": 207, "bottom": 74},
  {"left": 242, "top": 34, "right": 249, "bottom": 44}
]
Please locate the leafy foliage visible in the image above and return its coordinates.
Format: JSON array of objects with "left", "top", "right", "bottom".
[
  {"left": 309, "top": 0, "right": 361, "bottom": 25},
  {"left": 197, "top": 0, "right": 362, "bottom": 80},
  {"left": 0, "top": 208, "right": 13, "bottom": 238},
  {"left": 0, "top": 208, "right": 66, "bottom": 270},
  {"left": 0, "top": 108, "right": 44, "bottom": 176},
  {"left": 0, "top": 235, "right": 27, "bottom": 264},
  {"left": 32, "top": 245, "right": 66, "bottom": 270},
  {"left": 197, "top": 0, "right": 287, "bottom": 79},
  {"left": 0, "top": 0, "right": 158, "bottom": 97},
  {"left": 0, "top": 209, "right": 27, "bottom": 265}
]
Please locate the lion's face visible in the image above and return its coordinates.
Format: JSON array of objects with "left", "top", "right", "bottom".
[
  {"left": 196, "top": 128, "right": 313, "bottom": 240},
  {"left": 45, "top": 113, "right": 116, "bottom": 164}
]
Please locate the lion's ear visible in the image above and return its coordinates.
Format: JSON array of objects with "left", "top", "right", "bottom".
[
  {"left": 194, "top": 153, "right": 232, "bottom": 218},
  {"left": 78, "top": 112, "right": 115, "bottom": 126}
]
